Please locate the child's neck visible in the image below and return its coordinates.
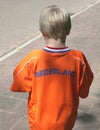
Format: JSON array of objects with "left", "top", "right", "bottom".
[{"left": 45, "top": 38, "right": 66, "bottom": 48}]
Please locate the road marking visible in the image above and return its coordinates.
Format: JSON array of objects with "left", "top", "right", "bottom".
[
  {"left": 71, "top": 0, "right": 100, "bottom": 18},
  {"left": 0, "top": 34, "right": 42, "bottom": 62},
  {"left": 0, "top": 0, "right": 100, "bottom": 63}
]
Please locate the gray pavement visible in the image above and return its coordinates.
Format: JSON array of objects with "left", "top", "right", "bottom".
[
  {"left": 0, "top": 0, "right": 98, "bottom": 57},
  {"left": 0, "top": 1, "right": 100, "bottom": 130}
]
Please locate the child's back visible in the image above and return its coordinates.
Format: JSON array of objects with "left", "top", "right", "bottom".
[{"left": 10, "top": 5, "right": 93, "bottom": 130}]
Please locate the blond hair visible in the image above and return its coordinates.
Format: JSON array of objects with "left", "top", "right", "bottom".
[{"left": 39, "top": 5, "right": 71, "bottom": 42}]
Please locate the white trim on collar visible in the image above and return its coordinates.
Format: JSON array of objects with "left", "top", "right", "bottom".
[{"left": 43, "top": 46, "right": 71, "bottom": 53}]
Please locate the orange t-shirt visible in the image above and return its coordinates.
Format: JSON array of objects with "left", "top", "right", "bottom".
[{"left": 10, "top": 47, "right": 93, "bottom": 130}]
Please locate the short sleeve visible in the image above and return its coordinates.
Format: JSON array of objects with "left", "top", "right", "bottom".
[
  {"left": 10, "top": 50, "right": 40, "bottom": 92},
  {"left": 10, "top": 62, "right": 33, "bottom": 92},
  {"left": 79, "top": 53, "right": 94, "bottom": 98}
]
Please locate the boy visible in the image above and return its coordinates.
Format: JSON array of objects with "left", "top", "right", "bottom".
[{"left": 10, "top": 5, "right": 93, "bottom": 130}]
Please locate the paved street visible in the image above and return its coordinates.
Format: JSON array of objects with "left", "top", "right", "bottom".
[
  {"left": 0, "top": 0, "right": 98, "bottom": 57},
  {"left": 0, "top": 0, "right": 100, "bottom": 130}
]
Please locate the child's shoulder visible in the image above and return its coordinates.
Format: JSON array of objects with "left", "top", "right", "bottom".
[
  {"left": 14, "top": 49, "right": 42, "bottom": 73},
  {"left": 22, "top": 49, "right": 43, "bottom": 62},
  {"left": 69, "top": 49, "right": 86, "bottom": 63},
  {"left": 70, "top": 49, "right": 85, "bottom": 58},
  {"left": 70, "top": 49, "right": 83, "bottom": 55},
  {"left": 26, "top": 49, "right": 42, "bottom": 58}
]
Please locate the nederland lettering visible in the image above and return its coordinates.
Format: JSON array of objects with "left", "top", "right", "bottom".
[{"left": 34, "top": 68, "right": 76, "bottom": 77}]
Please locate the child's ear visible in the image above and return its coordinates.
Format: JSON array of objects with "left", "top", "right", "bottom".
[{"left": 66, "top": 31, "right": 70, "bottom": 36}]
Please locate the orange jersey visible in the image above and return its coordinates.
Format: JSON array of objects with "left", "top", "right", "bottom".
[{"left": 10, "top": 47, "right": 93, "bottom": 130}]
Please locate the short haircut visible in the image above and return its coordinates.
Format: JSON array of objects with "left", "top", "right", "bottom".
[{"left": 39, "top": 5, "right": 71, "bottom": 41}]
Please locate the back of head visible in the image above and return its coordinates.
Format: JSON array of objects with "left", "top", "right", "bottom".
[{"left": 39, "top": 5, "right": 71, "bottom": 41}]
